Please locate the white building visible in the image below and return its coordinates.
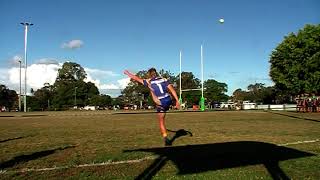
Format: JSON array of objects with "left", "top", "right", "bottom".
[{"left": 242, "top": 101, "right": 256, "bottom": 110}]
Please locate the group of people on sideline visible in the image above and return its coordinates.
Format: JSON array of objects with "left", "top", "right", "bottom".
[{"left": 295, "top": 94, "right": 320, "bottom": 112}]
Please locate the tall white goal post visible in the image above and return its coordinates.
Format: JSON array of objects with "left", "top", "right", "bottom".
[{"left": 179, "top": 45, "right": 205, "bottom": 111}]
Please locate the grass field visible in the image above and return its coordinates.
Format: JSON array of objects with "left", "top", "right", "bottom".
[{"left": 0, "top": 110, "right": 319, "bottom": 179}]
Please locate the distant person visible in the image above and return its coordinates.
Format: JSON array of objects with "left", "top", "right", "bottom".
[{"left": 124, "top": 68, "right": 180, "bottom": 146}]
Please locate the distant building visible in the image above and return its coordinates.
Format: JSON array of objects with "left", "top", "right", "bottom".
[
  {"left": 83, "top": 106, "right": 96, "bottom": 110},
  {"left": 242, "top": 101, "right": 256, "bottom": 110}
]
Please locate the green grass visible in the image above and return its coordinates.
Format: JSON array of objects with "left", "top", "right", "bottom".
[{"left": 0, "top": 110, "right": 319, "bottom": 179}]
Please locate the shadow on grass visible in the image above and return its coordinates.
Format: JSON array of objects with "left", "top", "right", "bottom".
[
  {"left": 125, "top": 141, "right": 314, "bottom": 180},
  {"left": 0, "top": 145, "right": 75, "bottom": 169},
  {"left": 0, "top": 136, "right": 24, "bottom": 144},
  {"left": 268, "top": 111, "right": 320, "bottom": 123},
  {"left": 166, "top": 129, "right": 193, "bottom": 145}
]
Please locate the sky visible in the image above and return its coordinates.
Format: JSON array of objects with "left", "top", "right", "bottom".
[{"left": 0, "top": 0, "right": 319, "bottom": 97}]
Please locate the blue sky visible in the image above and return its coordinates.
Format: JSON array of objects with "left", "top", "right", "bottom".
[{"left": 0, "top": 0, "right": 319, "bottom": 97}]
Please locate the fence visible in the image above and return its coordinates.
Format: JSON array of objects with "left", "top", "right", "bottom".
[{"left": 256, "top": 104, "right": 297, "bottom": 111}]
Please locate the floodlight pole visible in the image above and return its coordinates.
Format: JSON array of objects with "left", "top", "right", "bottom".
[
  {"left": 21, "top": 22, "right": 33, "bottom": 112},
  {"left": 18, "top": 60, "right": 22, "bottom": 111},
  {"left": 179, "top": 50, "right": 182, "bottom": 104}
]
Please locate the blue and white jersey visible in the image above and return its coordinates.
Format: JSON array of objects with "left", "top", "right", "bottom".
[{"left": 144, "top": 77, "right": 170, "bottom": 99}]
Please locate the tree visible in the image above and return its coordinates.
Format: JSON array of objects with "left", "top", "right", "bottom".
[
  {"left": 56, "top": 62, "right": 86, "bottom": 82},
  {"left": 27, "top": 96, "right": 41, "bottom": 111},
  {"left": 52, "top": 62, "right": 99, "bottom": 108},
  {"left": 158, "top": 69, "right": 178, "bottom": 86},
  {"left": 176, "top": 72, "right": 201, "bottom": 106},
  {"left": 89, "top": 94, "right": 112, "bottom": 107},
  {"left": 204, "top": 79, "right": 229, "bottom": 103},
  {"left": 232, "top": 84, "right": 278, "bottom": 104},
  {"left": 270, "top": 24, "right": 320, "bottom": 95},
  {"left": 112, "top": 96, "right": 124, "bottom": 108},
  {"left": 0, "top": 84, "right": 18, "bottom": 110},
  {"left": 177, "top": 72, "right": 201, "bottom": 91},
  {"left": 261, "top": 86, "right": 277, "bottom": 104},
  {"left": 33, "top": 83, "right": 54, "bottom": 110},
  {"left": 84, "top": 82, "right": 99, "bottom": 105},
  {"left": 247, "top": 83, "right": 265, "bottom": 103},
  {"left": 121, "top": 70, "right": 150, "bottom": 106},
  {"left": 232, "top": 88, "right": 247, "bottom": 102}
]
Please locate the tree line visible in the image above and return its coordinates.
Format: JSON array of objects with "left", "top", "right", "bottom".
[{"left": 0, "top": 24, "right": 319, "bottom": 111}]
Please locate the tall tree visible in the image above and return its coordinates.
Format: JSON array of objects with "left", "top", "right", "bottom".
[
  {"left": 56, "top": 62, "right": 86, "bottom": 82},
  {"left": 270, "top": 24, "right": 320, "bottom": 95},
  {"left": 52, "top": 62, "right": 99, "bottom": 108},
  {"left": 204, "top": 79, "right": 229, "bottom": 103}
]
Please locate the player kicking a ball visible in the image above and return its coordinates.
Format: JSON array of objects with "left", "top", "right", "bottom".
[{"left": 124, "top": 68, "right": 180, "bottom": 146}]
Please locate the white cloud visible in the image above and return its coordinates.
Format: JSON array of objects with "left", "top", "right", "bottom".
[
  {"left": 61, "top": 39, "right": 83, "bottom": 49},
  {"left": 100, "top": 89, "right": 122, "bottom": 98},
  {"left": 86, "top": 77, "right": 130, "bottom": 90},
  {"left": 0, "top": 68, "right": 9, "bottom": 85},
  {"left": 84, "top": 68, "right": 118, "bottom": 77},
  {"left": 100, "top": 84, "right": 119, "bottom": 89},
  {"left": 84, "top": 68, "right": 126, "bottom": 91},
  {"left": 7, "top": 63, "right": 60, "bottom": 93},
  {"left": 117, "top": 78, "right": 131, "bottom": 89},
  {"left": 8, "top": 55, "right": 23, "bottom": 67},
  {"left": 74, "top": 69, "right": 129, "bottom": 92},
  {"left": 0, "top": 58, "right": 127, "bottom": 97},
  {"left": 92, "top": 78, "right": 130, "bottom": 90},
  {"left": 36, "top": 58, "right": 59, "bottom": 65}
]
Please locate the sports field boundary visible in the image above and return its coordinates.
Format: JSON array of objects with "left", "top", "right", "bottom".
[
  {"left": 0, "top": 138, "right": 319, "bottom": 174},
  {"left": 0, "top": 156, "right": 157, "bottom": 174}
]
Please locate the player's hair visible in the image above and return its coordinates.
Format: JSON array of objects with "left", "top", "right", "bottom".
[{"left": 148, "top": 68, "right": 158, "bottom": 78}]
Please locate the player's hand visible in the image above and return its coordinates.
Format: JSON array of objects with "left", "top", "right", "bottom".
[
  {"left": 124, "top": 70, "right": 130, "bottom": 76},
  {"left": 175, "top": 101, "right": 180, "bottom": 109},
  {"left": 124, "top": 70, "right": 134, "bottom": 79}
]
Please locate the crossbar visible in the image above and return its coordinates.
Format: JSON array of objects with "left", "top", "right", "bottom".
[{"left": 181, "top": 88, "right": 202, "bottom": 92}]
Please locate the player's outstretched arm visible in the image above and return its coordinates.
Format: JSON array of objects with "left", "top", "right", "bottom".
[
  {"left": 124, "top": 70, "right": 144, "bottom": 84},
  {"left": 167, "top": 84, "right": 180, "bottom": 108}
]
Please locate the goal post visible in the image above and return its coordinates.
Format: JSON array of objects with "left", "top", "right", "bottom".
[
  {"left": 179, "top": 50, "right": 183, "bottom": 105},
  {"left": 179, "top": 45, "right": 205, "bottom": 111},
  {"left": 200, "top": 45, "right": 205, "bottom": 111}
]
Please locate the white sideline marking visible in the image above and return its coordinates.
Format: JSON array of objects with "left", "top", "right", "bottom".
[
  {"left": 277, "top": 139, "right": 320, "bottom": 146},
  {"left": 0, "top": 156, "right": 156, "bottom": 174},
  {"left": 1, "top": 139, "right": 319, "bottom": 174}
]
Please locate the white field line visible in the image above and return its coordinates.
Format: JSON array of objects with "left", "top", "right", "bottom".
[
  {"left": 0, "top": 156, "right": 157, "bottom": 174},
  {"left": 1, "top": 139, "right": 319, "bottom": 174},
  {"left": 277, "top": 138, "right": 320, "bottom": 146}
]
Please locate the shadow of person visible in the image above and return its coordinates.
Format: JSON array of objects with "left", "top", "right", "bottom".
[
  {"left": 0, "top": 145, "right": 76, "bottom": 169},
  {"left": 166, "top": 129, "right": 193, "bottom": 145},
  {"left": 124, "top": 141, "right": 314, "bottom": 180}
]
